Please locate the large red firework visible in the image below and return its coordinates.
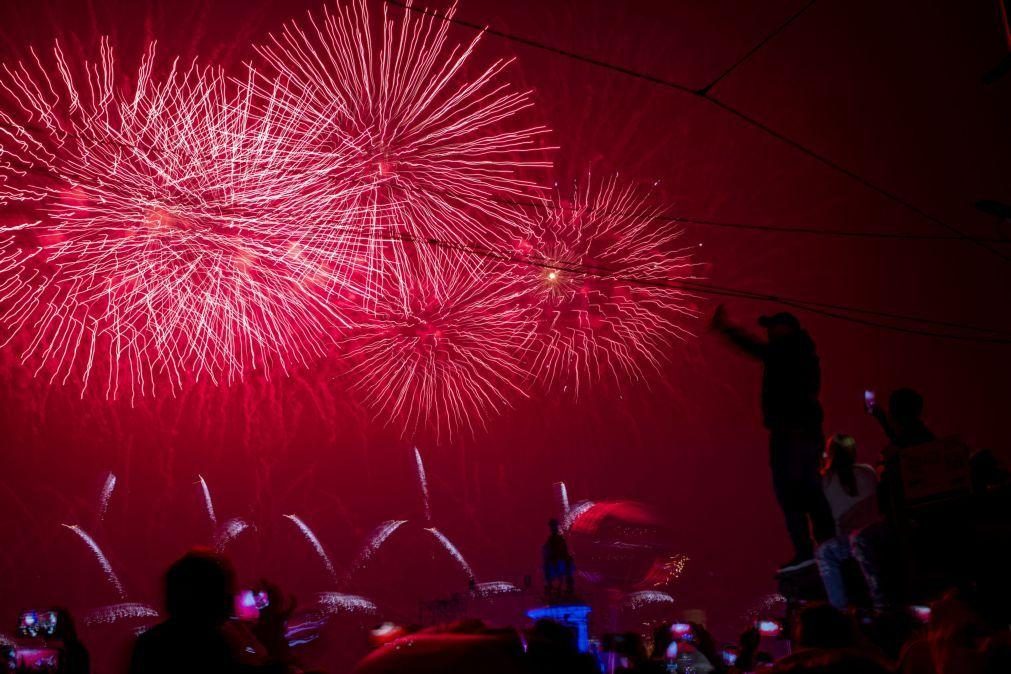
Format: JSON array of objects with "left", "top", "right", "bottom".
[
  {"left": 0, "top": 41, "right": 354, "bottom": 399},
  {"left": 341, "top": 243, "right": 532, "bottom": 441},
  {"left": 253, "top": 0, "right": 552, "bottom": 287},
  {"left": 514, "top": 177, "right": 700, "bottom": 394}
]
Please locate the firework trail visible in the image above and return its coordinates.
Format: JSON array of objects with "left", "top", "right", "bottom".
[
  {"left": 554, "top": 481, "right": 570, "bottom": 522},
  {"left": 472, "top": 581, "right": 521, "bottom": 598},
  {"left": 514, "top": 176, "right": 700, "bottom": 394},
  {"left": 213, "top": 517, "right": 254, "bottom": 552},
  {"left": 254, "top": 0, "right": 551, "bottom": 286},
  {"left": 562, "top": 500, "right": 594, "bottom": 531},
  {"left": 317, "top": 592, "right": 378, "bottom": 615},
  {"left": 62, "top": 524, "right": 126, "bottom": 600},
  {"left": 283, "top": 514, "right": 337, "bottom": 584},
  {"left": 197, "top": 475, "right": 217, "bottom": 528},
  {"left": 343, "top": 248, "right": 532, "bottom": 440},
  {"left": 348, "top": 519, "right": 408, "bottom": 577},
  {"left": 644, "top": 553, "right": 690, "bottom": 589},
  {"left": 84, "top": 603, "right": 159, "bottom": 627},
  {"left": 98, "top": 472, "right": 117, "bottom": 521},
  {"left": 0, "top": 40, "right": 354, "bottom": 399},
  {"left": 424, "top": 526, "right": 474, "bottom": 580},
  {"left": 414, "top": 447, "right": 431, "bottom": 523},
  {"left": 622, "top": 590, "right": 675, "bottom": 611}
]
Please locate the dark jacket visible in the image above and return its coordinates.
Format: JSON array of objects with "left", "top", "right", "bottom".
[{"left": 720, "top": 327, "right": 823, "bottom": 432}]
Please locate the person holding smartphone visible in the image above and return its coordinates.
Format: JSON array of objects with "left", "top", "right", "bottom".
[
  {"left": 129, "top": 549, "right": 291, "bottom": 674},
  {"left": 812, "top": 435, "right": 881, "bottom": 609},
  {"left": 711, "top": 305, "right": 835, "bottom": 574}
]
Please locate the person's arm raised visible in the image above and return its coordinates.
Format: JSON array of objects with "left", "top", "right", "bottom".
[{"left": 711, "top": 305, "right": 767, "bottom": 361}]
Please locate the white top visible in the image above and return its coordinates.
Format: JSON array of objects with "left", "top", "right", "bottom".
[{"left": 822, "top": 463, "right": 878, "bottom": 531}]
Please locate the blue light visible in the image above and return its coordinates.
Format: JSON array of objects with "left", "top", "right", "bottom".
[{"left": 526, "top": 604, "right": 592, "bottom": 653}]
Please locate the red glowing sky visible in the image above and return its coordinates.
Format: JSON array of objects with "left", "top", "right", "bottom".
[{"left": 0, "top": 0, "right": 1009, "bottom": 645}]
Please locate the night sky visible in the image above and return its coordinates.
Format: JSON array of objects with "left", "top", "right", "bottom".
[{"left": 0, "top": 0, "right": 1008, "bottom": 664}]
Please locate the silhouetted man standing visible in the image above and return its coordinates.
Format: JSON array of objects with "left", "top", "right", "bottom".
[{"left": 712, "top": 306, "right": 835, "bottom": 573}]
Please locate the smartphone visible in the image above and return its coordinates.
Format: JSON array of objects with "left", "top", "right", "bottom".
[
  {"left": 756, "top": 619, "right": 783, "bottom": 637},
  {"left": 18, "top": 610, "right": 58, "bottom": 639},
  {"left": 909, "top": 605, "right": 931, "bottom": 624},
  {"left": 234, "top": 589, "right": 270, "bottom": 621},
  {"left": 670, "top": 622, "right": 693, "bottom": 641},
  {"left": 16, "top": 648, "right": 61, "bottom": 671},
  {"left": 864, "top": 390, "right": 876, "bottom": 413}
]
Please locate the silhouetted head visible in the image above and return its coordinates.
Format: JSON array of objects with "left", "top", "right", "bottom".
[
  {"left": 823, "top": 434, "right": 856, "bottom": 471},
  {"left": 759, "top": 312, "right": 800, "bottom": 341},
  {"left": 792, "top": 602, "right": 857, "bottom": 650},
  {"left": 164, "top": 548, "right": 235, "bottom": 626},
  {"left": 651, "top": 623, "right": 673, "bottom": 659},
  {"left": 770, "top": 649, "right": 891, "bottom": 673},
  {"left": 548, "top": 518, "right": 560, "bottom": 534},
  {"left": 888, "top": 388, "right": 924, "bottom": 425},
  {"left": 52, "top": 608, "right": 78, "bottom": 641}
]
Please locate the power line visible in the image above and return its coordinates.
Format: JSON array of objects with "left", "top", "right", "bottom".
[
  {"left": 409, "top": 183, "right": 1011, "bottom": 243},
  {"left": 698, "top": 0, "right": 821, "bottom": 95},
  {"left": 384, "top": 0, "right": 1011, "bottom": 265},
  {"left": 390, "top": 232, "right": 1011, "bottom": 344}
]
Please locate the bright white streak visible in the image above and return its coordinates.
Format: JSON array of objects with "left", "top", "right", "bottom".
[
  {"left": 213, "top": 518, "right": 253, "bottom": 552},
  {"left": 348, "top": 519, "right": 408, "bottom": 577},
  {"left": 317, "top": 592, "right": 378, "bottom": 615},
  {"left": 563, "top": 500, "right": 595, "bottom": 531},
  {"left": 425, "top": 527, "right": 474, "bottom": 580},
  {"left": 98, "top": 472, "right": 117, "bottom": 521},
  {"left": 84, "top": 603, "right": 159, "bottom": 626},
  {"left": 623, "top": 590, "right": 675, "bottom": 611},
  {"left": 554, "top": 481, "right": 570, "bottom": 522},
  {"left": 62, "top": 524, "right": 127, "bottom": 600},
  {"left": 283, "top": 514, "right": 337, "bottom": 584},
  {"left": 473, "top": 581, "right": 521, "bottom": 597},
  {"left": 414, "top": 447, "right": 431, "bottom": 523},
  {"left": 198, "top": 475, "right": 217, "bottom": 527}
]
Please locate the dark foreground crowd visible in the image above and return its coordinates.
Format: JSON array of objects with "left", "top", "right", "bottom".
[
  {"left": 5, "top": 308, "right": 1009, "bottom": 674},
  {"left": 4, "top": 546, "right": 1011, "bottom": 674}
]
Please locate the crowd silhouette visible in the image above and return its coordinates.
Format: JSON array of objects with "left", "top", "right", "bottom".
[{"left": 3, "top": 307, "right": 1009, "bottom": 674}]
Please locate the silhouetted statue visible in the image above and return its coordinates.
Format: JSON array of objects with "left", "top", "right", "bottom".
[
  {"left": 712, "top": 306, "right": 835, "bottom": 573},
  {"left": 542, "top": 519, "right": 574, "bottom": 598}
]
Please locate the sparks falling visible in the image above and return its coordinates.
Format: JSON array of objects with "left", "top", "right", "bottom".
[
  {"left": 62, "top": 524, "right": 127, "bottom": 600},
  {"left": 98, "top": 472, "right": 117, "bottom": 522},
  {"left": 425, "top": 526, "right": 474, "bottom": 580},
  {"left": 414, "top": 447, "right": 432, "bottom": 523},
  {"left": 283, "top": 514, "right": 338, "bottom": 584},
  {"left": 214, "top": 517, "right": 254, "bottom": 552},
  {"left": 349, "top": 519, "right": 408, "bottom": 579},
  {"left": 197, "top": 475, "right": 217, "bottom": 528}
]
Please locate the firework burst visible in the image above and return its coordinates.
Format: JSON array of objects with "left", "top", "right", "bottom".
[
  {"left": 0, "top": 41, "right": 355, "bottom": 399},
  {"left": 253, "top": 0, "right": 552, "bottom": 290},
  {"left": 514, "top": 177, "right": 700, "bottom": 394},
  {"left": 342, "top": 245, "right": 532, "bottom": 441}
]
